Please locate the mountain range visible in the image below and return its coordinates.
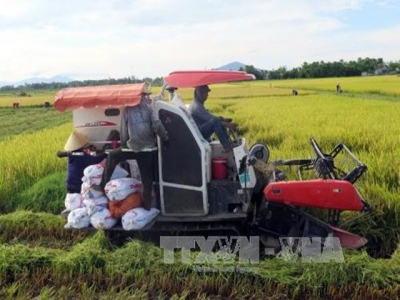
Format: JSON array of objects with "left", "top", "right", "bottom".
[
  {"left": 216, "top": 61, "right": 246, "bottom": 71},
  {"left": 0, "top": 75, "right": 74, "bottom": 88}
]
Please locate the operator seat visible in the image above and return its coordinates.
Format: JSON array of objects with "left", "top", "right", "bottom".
[{"left": 155, "top": 100, "right": 212, "bottom": 216}]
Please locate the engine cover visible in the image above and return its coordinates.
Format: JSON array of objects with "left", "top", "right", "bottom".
[{"left": 263, "top": 179, "right": 364, "bottom": 211}]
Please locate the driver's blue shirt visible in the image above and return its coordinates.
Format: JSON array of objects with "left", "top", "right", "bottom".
[{"left": 188, "top": 98, "right": 219, "bottom": 128}]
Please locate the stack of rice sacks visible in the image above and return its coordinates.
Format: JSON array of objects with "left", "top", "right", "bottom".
[
  {"left": 64, "top": 163, "right": 128, "bottom": 229},
  {"left": 105, "top": 178, "right": 143, "bottom": 220},
  {"left": 105, "top": 177, "right": 160, "bottom": 230}
]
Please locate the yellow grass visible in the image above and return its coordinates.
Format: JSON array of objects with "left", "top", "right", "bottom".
[
  {"left": 0, "top": 123, "right": 70, "bottom": 197},
  {"left": 0, "top": 90, "right": 56, "bottom": 107},
  {"left": 1, "top": 79, "right": 398, "bottom": 210},
  {"left": 271, "top": 75, "right": 400, "bottom": 96},
  {"left": 0, "top": 76, "right": 399, "bottom": 299}
]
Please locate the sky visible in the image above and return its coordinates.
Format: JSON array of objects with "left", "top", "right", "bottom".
[{"left": 0, "top": 0, "right": 399, "bottom": 82}]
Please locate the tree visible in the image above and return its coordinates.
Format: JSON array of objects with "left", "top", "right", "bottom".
[
  {"left": 387, "top": 61, "right": 400, "bottom": 73},
  {"left": 242, "top": 65, "right": 265, "bottom": 80}
]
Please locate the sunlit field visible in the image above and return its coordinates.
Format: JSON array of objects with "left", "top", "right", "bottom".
[
  {"left": 0, "top": 75, "right": 399, "bottom": 299},
  {"left": 0, "top": 89, "right": 57, "bottom": 107},
  {"left": 271, "top": 75, "right": 400, "bottom": 97}
]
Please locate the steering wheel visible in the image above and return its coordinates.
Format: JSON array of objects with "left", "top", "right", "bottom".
[{"left": 226, "top": 123, "right": 240, "bottom": 146}]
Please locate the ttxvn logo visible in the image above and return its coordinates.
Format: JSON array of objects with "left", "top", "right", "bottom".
[{"left": 160, "top": 235, "right": 345, "bottom": 272}]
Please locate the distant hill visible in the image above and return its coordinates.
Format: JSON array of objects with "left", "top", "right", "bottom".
[
  {"left": 0, "top": 75, "right": 74, "bottom": 88},
  {"left": 14, "top": 75, "right": 74, "bottom": 86},
  {"left": 216, "top": 61, "right": 246, "bottom": 71}
]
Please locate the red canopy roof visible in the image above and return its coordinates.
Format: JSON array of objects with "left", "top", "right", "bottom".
[
  {"left": 54, "top": 83, "right": 146, "bottom": 111},
  {"left": 163, "top": 70, "right": 255, "bottom": 88}
]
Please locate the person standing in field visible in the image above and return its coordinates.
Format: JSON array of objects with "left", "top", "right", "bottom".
[
  {"left": 100, "top": 92, "right": 169, "bottom": 210},
  {"left": 189, "top": 85, "right": 237, "bottom": 151},
  {"left": 59, "top": 131, "right": 108, "bottom": 217}
]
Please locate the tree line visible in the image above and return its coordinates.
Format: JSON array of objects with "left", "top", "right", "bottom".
[
  {"left": 240, "top": 57, "right": 400, "bottom": 80},
  {"left": 0, "top": 76, "right": 164, "bottom": 92},
  {"left": 1, "top": 57, "right": 399, "bottom": 92}
]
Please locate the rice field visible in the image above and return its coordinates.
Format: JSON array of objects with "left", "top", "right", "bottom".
[
  {"left": 0, "top": 89, "right": 56, "bottom": 107},
  {"left": 0, "top": 75, "right": 399, "bottom": 299},
  {"left": 270, "top": 75, "right": 400, "bottom": 97}
]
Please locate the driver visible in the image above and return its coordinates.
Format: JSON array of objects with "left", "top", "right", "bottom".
[{"left": 189, "top": 85, "right": 237, "bottom": 151}]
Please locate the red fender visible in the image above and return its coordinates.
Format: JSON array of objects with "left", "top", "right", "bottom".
[{"left": 264, "top": 179, "right": 364, "bottom": 211}]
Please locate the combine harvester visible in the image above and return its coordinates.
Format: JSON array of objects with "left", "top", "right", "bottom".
[{"left": 54, "top": 70, "right": 371, "bottom": 254}]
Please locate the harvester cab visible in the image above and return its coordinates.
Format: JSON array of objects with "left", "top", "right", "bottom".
[
  {"left": 54, "top": 70, "right": 371, "bottom": 253},
  {"left": 153, "top": 70, "right": 260, "bottom": 217}
]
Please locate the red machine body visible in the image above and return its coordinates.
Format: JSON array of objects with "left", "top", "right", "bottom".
[{"left": 264, "top": 179, "right": 365, "bottom": 211}]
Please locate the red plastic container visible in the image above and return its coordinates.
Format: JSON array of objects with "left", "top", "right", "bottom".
[{"left": 212, "top": 157, "right": 228, "bottom": 179}]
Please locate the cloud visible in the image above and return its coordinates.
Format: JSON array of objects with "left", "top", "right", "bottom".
[
  {"left": 369, "top": 0, "right": 400, "bottom": 8},
  {"left": 0, "top": 0, "right": 398, "bottom": 81}
]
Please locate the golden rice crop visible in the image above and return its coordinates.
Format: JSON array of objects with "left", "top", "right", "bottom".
[
  {"left": 1, "top": 79, "right": 399, "bottom": 220},
  {"left": 0, "top": 77, "right": 399, "bottom": 298},
  {"left": 0, "top": 90, "right": 56, "bottom": 107},
  {"left": 272, "top": 75, "right": 400, "bottom": 97},
  {"left": 0, "top": 122, "right": 71, "bottom": 203}
]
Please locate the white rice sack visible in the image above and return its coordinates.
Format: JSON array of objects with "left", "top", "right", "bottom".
[
  {"left": 105, "top": 178, "right": 143, "bottom": 201},
  {"left": 83, "top": 196, "right": 108, "bottom": 216},
  {"left": 81, "top": 182, "right": 90, "bottom": 195},
  {"left": 111, "top": 165, "right": 130, "bottom": 180},
  {"left": 81, "top": 182, "right": 104, "bottom": 199},
  {"left": 90, "top": 208, "right": 118, "bottom": 230},
  {"left": 64, "top": 193, "right": 83, "bottom": 211},
  {"left": 82, "top": 164, "right": 104, "bottom": 185},
  {"left": 122, "top": 208, "right": 160, "bottom": 230},
  {"left": 82, "top": 164, "right": 129, "bottom": 186},
  {"left": 89, "top": 188, "right": 104, "bottom": 199},
  {"left": 64, "top": 207, "right": 90, "bottom": 229}
]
